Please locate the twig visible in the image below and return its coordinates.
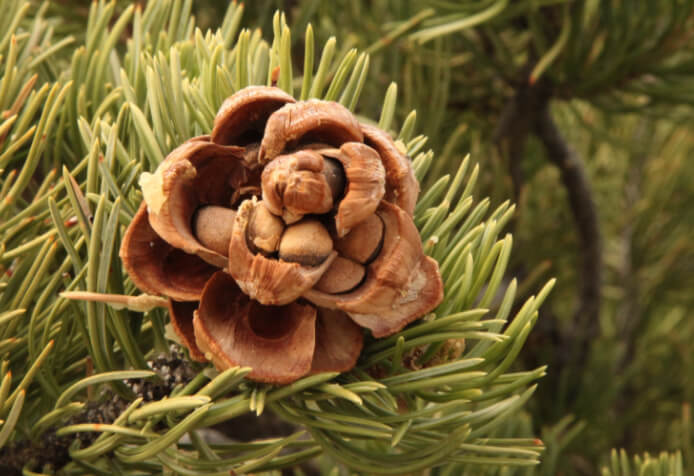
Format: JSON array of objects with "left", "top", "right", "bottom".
[
  {"left": 60, "top": 291, "right": 168, "bottom": 312},
  {"left": 535, "top": 103, "right": 602, "bottom": 364},
  {"left": 494, "top": 91, "right": 531, "bottom": 204},
  {"left": 493, "top": 70, "right": 548, "bottom": 205}
]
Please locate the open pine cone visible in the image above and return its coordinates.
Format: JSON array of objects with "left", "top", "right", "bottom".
[{"left": 120, "top": 86, "right": 443, "bottom": 384}]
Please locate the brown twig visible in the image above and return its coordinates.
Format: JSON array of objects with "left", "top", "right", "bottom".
[
  {"left": 493, "top": 72, "right": 603, "bottom": 378},
  {"left": 493, "top": 81, "right": 547, "bottom": 204},
  {"left": 534, "top": 102, "right": 602, "bottom": 364},
  {"left": 492, "top": 63, "right": 547, "bottom": 205}
]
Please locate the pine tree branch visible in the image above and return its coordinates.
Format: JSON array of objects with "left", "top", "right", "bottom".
[
  {"left": 535, "top": 103, "right": 602, "bottom": 365},
  {"left": 493, "top": 76, "right": 549, "bottom": 204},
  {"left": 494, "top": 93, "right": 529, "bottom": 205}
]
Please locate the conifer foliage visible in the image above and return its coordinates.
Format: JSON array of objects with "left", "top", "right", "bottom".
[
  {"left": 0, "top": 1, "right": 552, "bottom": 474},
  {"left": 0, "top": 1, "right": 692, "bottom": 475}
]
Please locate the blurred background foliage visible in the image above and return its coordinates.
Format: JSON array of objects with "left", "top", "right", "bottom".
[
  {"left": 193, "top": 0, "right": 694, "bottom": 474},
  {"left": 0, "top": 0, "right": 692, "bottom": 474}
]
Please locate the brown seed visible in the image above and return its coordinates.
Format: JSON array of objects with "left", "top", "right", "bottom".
[
  {"left": 314, "top": 257, "right": 365, "bottom": 294},
  {"left": 142, "top": 138, "right": 245, "bottom": 268},
  {"left": 279, "top": 219, "right": 333, "bottom": 266},
  {"left": 247, "top": 202, "right": 285, "bottom": 255},
  {"left": 323, "top": 158, "right": 345, "bottom": 203},
  {"left": 303, "top": 201, "right": 444, "bottom": 339},
  {"left": 193, "top": 206, "right": 236, "bottom": 256},
  {"left": 334, "top": 213, "right": 384, "bottom": 264},
  {"left": 228, "top": 200, "right": 337, "bottom": 305},
  {"left": 282, "top": 209, "right": 304, "bottom": 225}
]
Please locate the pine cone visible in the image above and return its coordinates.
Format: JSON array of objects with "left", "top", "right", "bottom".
[{"left": 120, "top": 86, "right": 443, "bottom": 384}]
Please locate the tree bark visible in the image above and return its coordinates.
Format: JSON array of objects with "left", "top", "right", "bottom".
[{"left": 535, "top": 103, "right": 602, "bottom": 364}]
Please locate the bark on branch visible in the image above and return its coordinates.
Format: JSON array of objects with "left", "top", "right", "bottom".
[
  {"left": 493, "top": 72, "right": 548, "bottom": 204},
  {"left": 535, "top": 103, "right": 602, "bottom": 362}
]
